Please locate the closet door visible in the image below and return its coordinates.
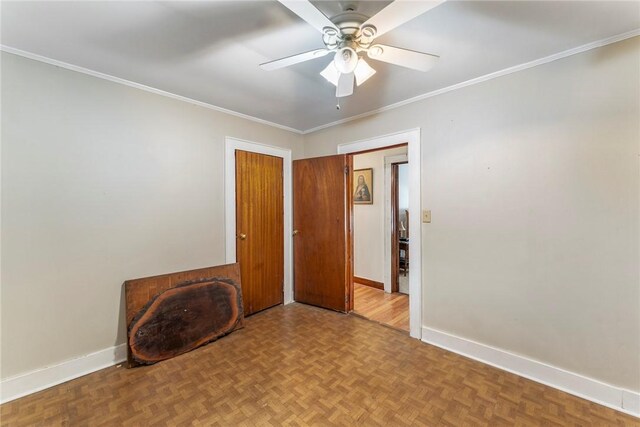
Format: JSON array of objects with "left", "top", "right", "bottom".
[{"left": 235, "top": 150, "right": 284, "bottom": 315}]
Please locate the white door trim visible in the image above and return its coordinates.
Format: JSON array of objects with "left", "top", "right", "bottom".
[
  {"left": 384, "top": 153, "right": 408, "bottom": 294},
  {"left": 338, "top": 128, "right": 422, "bottom": 339},
  {"left": 224, "top": 137, "right": 293, "bottom": 304}
]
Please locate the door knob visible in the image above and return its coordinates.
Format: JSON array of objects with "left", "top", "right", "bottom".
[
  {"left": 292, "top": 230, "right": 299, "bottom": 236},
  {"left": 238, "top": 233, "right": 247, "bottom": 240}
]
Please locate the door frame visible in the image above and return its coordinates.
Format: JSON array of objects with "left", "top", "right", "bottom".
[
  {"left": 224, "top": 137, "right": 293, "bottom": 305},
  {"left": 390, "top": 160, "right": 409, "bottom": 294},
  {"left": 384, "top": 153, "right": 408, "bottom": 294},
  {"left": 338, "top": 128, "right": 422, "bottom": 339}
]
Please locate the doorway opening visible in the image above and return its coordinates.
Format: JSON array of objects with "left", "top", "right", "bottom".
[
  {"left": 349, "top": 145, "right": 410, "bottom": 332},
  {"left": 338, "top": 128, "right": 422, "bottom": 339},
  {"left": 266, "top": 129, "right": 420, "bottom": 338}
]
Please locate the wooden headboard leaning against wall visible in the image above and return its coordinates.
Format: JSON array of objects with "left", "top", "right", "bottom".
[{"left": 124, "top": 263, "right": 244, "bottom": 368}]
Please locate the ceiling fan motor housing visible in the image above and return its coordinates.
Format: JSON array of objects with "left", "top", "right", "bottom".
[
  {"left": 330, "top": 10, "right": 368, "bottom": 35},
  {"left": 324, "top": 10, "right": 377, "bottom": 54}
]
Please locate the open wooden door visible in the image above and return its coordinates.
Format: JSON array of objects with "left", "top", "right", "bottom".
[{"left": 293, "top": 155, "right": 353, "bottom": 312}]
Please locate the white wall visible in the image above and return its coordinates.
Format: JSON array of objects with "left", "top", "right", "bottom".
[
  {"left": 303, "top": 37, "right": 640, "bottom": 392},
  {"left": 398, "top": 163, "right": 409, "bottom": 213},
  {"left": 2, "top": 35, "right": 638, "bottom": 401},
  {"left": 353, "top": 147, "right": 407, "bottom": 284},
  {"left": 0, "top": 52, "right": 303, "bottom": 380}
]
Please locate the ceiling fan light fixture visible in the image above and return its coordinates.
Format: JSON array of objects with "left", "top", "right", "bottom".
[
  {"left": 320, "top": 61, "right": 340, "bottom": 86},
  {"left": 323, "top": 26, "right": 338, "bottom": 37},
  {"left": 360, "top": 25, "right": 377, "bottom": 38},
  {"left": 334, "top": 47, "right": 358, "bottom": 74},
  {"left": 368, "top": 45, "right": 384, "bottom": 58},
  {"left": 354, "top": 58, "right": 376, "bottom": 86}
]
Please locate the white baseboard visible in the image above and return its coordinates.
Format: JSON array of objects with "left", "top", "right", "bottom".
[
  {"left": 422, "top": 327, "right": 639, "bottom": 418},
  {"left": 0, "top": 344, "right": 127, "bottom": 404},
  {"left": 623, "top": 390, "right": 640, "bottom": 416}
]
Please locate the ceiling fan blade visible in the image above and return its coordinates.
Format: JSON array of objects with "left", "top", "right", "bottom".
[
  {"left": 336, "top": 72, "right": 354, "bottom": 97},
  {"left": 360, "top": 0, "right": 445, "bottom": 38},
  {"left": 367, "top": 44, "right": 439, "bottom": 72},
  {"left": 278, "top": 0, "right": 340, "bottom": 34},
  {"left": 260, "top": 48, "right": 331, "bottom": 71}
]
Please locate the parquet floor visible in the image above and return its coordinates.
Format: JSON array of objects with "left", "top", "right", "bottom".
[
  {"left": 1, "top": 303, "right": 638, "bottom": 426},
  {"left": 353, "top": 283, "right": 409, "bottom": 332}
]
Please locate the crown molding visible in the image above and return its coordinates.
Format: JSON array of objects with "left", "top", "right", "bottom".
[
  {"left": 0, "top": 45, "right": 304, "bottom": 135},
  {"left": 3, "top": 28, "right": 638, "bottom": 136},
  {"left": 301, "top": 29, "right": 640, "bottom": 134}
]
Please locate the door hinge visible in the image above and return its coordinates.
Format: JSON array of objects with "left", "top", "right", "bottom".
[
  {"left": 345, "top": 295, "right": 349, "bottom": 304},
  {"left": 344, "top": 166, "right": 349, "bottom": 175}
]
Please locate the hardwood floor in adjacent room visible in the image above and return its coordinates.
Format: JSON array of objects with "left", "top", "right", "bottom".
[
  {"left": 353, "top": 282, "right": 409, "bottom": 332},
  {"left": 1, "top": 303, "right": 637, "bottom": 426}
]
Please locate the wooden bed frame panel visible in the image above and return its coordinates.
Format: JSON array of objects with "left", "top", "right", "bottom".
[{"left": 124, "top": 263, "right": 243, "bottom": 367}]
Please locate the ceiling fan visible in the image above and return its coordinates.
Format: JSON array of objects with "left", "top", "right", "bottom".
[{"left": 260, "top": 0, "right": 444, "bottom": 98}]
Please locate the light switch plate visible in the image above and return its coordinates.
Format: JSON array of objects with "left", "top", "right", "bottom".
[{"left": 422, "top": 209, "right": 431, "bottom": 223}]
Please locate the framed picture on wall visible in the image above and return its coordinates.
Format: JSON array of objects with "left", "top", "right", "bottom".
[{"left": 353, "top": 168, "right": 373, "bottom": 204}]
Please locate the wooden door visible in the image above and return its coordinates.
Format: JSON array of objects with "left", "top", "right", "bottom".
[
  {"left": 235, "top": 150, "right": 284, "bottom": 315},
  {"left": 293, "top": 155, "right": 353, "bottom": 312}
]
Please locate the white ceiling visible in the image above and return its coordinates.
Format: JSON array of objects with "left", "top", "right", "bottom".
[{"left": 2, "top": 1, "right": 639, "bottom": 132}]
